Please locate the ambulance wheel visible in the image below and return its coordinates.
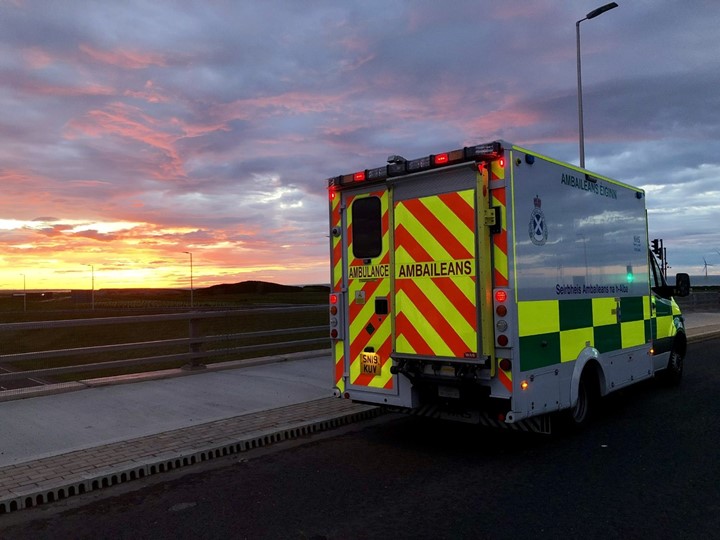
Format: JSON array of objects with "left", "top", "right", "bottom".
[
  {"left": 660, "top": 336, "right": 685, "bottom": 386},
  {"left": 561, "top": 368, "right": 599, "bottom": 430}
]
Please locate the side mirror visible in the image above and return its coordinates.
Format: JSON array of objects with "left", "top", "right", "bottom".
[{"left": 675, "top": 273, "right": 690, "bottom": 297}]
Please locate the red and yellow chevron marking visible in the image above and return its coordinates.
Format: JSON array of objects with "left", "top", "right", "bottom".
[
  {"left": 346, "top": 190, "right": 393, "bottom": 390},
  {"left": 491, "top": 187, "right": 509, "bottom": 287},
  {"left": 490, "top": 158, "right": 505, "bottom": 181},
  {"left": 334, "top": 341, "right": 345, "bottom": 394},
  {"left": 330, "top": 191, "right": 343, "bottom": 291},
  {"left": 330, "top": 188, "right": 345, "bottom": 394},
  {"left": 330, "top": 190, "right": 345, "bottom": 393},
  {"left": 498, "top": 362, "right": 513, "bottom": 393},
  {"left": 394, "top": 190, "right": 478, "bottom": 358}
]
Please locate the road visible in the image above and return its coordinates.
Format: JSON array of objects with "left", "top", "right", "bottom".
[{"left": 2, "top": 339, "right": 719, "bottom": 539}]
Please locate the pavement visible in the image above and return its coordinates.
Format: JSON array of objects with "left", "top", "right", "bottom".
[{"left": 1, "top": 312, "right": 720, "bottom": 515}]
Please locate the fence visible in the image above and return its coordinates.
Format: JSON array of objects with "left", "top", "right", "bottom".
[
  {"left": 675, "top": 290, "right": 720, "bottom": 312},
  {"left": 0, "top": 305, "right": 327, "bottom": 397}
]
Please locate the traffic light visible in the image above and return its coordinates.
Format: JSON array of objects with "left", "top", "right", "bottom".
[{"left": 651, "top": 238, "right": 661, "bottom": 256}]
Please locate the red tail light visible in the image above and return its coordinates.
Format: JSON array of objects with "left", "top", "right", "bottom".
[{"left": 434, "top": 153, "right": 449, "bottom": 165}]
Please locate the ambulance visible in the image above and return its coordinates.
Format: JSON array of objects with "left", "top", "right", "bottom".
[{"left": 327, "top": 141, "right": 689, "bottom": 432}]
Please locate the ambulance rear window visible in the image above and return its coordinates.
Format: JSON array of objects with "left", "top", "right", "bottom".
[{"left": 352, "top": 197, "right": 382, "bottom": 259}]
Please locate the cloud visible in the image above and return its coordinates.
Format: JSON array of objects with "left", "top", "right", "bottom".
[
  {"left": 78, "top": 44, "right": 168, "bottom": 69},
  {"left": 0, "top": 0, "right": 718, "bottom": 288}
]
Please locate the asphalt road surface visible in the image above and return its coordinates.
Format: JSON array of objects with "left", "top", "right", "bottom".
[{"left": 2, "top": 339, "right": 719, "bottom": 540}]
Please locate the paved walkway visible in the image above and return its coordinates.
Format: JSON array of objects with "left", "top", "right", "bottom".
[{"left": 1, "top": 312, "right": 719, "bottom": 515}]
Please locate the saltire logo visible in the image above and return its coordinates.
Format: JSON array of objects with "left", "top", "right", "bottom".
[{"left": 529, "top": 195, "right": 548, "bottom": 246}]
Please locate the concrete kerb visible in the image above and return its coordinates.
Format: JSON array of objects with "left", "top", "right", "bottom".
[
  {"left": 686, "top": 325, "right": 720, "bottom": 344},
  {"left": 0, "top": 399, "right": 382, "bottom": 515}
]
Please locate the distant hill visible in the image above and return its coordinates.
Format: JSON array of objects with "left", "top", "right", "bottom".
[{"left": 200, "top": 280, "right": 328, "bottom": 295}]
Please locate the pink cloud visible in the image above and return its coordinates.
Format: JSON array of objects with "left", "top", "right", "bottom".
[
  {"left": 124, "top": 80, "right": 170, "bottom": 104},
  {"left": 65, "top": 100, "right": 232, "bottom": 179},
  {"left": 221, "top": 91, "right": 346, "bottom": 121},
  {"left": 22, "top": 47, "right": 53, "bottom": 69},
  {"left": 79, "top": 43, "right": 168, "bottom": 69},
  {"left": 66, "top": 102, "right": 186, "bottom": 179}
]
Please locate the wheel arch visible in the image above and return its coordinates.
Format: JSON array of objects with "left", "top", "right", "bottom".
[
  {"left": 671, "top": 329, "right": 687, "bottom": 359},
  {"left": 570, "top": 349, "right": 605, "bottom": 409}
]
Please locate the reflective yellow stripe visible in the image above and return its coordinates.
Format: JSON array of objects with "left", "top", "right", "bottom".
[
  {"left": 517, "top": 300, "right": 560, "bottom": 336},
  {"left": 592, "top": 297, "right": 617, "bottom": 326},
  {"left": 621, "top": 320, "right": 645, "bottom": 349},
  {"left": 560, "top": 327, "right": 594, "bottom": 362}
]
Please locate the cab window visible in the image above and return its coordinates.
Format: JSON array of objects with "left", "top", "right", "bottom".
[
  {"left": 649, "top": 250, "right": 673, "bottom": 298},
  {"left": 650, "top": 251, "right": 664, "bottom": 290},
  {"left": 352, "top": 197, "right": 382, "bottom": 259}
]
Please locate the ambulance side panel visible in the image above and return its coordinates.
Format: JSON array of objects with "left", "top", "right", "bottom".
[{"left": 507, "top": 147, "right": 651, "bottom": 420}]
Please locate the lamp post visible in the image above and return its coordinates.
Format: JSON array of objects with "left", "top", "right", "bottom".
[
  {"left": 183, "top": 251, "right": 194, "bottom": 308},
  {"left": 21, "top": 273, "right": 26, "bottom": 312},
  {"left": 576, "top": 2, "right": 618, "bottom": 168},
  {"left": 577, "top": 233, "right": 589, "bottom": 282},
  {"left": 86, "top": 264, "right": 95, "bottom": 310}
]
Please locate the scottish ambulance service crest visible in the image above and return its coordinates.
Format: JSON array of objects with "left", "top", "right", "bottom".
[{"left": 529, "top": 195, "right": 548, "bottom": 246}]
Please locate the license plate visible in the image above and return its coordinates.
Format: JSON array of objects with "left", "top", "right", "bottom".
[
  {"left": 438, "top": 385, "right": 460, "bottom": 399},
  {"left": 361, "top": 352, "right": 381, "bottom": 376}
]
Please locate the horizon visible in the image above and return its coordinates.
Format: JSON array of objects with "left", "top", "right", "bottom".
[{"left": 0, "top": 280, "right": 332, "bottom": 294}]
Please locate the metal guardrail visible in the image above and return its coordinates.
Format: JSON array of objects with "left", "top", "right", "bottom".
[
  {"left": 676, "top": 290, "right": 720, "bottom": 311},
  {"left": 0, "top": 305, "right": 327, "bottom": 389}
]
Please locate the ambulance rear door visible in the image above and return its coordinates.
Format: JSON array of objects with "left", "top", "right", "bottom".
[
  {"left": 391, "top": 164, "right": 491, "bottom": 366},
  {"left": 341, "top": 185, "right": 396, "bottom": 396}
]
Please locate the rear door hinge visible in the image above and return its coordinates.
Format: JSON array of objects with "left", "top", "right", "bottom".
[{"left": 485, "top": 207, "right": 501, "bottom": 234}]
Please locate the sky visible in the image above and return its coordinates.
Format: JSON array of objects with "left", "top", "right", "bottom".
[{"left": 1, "top": 0, "right": 719, "bottom": 290}]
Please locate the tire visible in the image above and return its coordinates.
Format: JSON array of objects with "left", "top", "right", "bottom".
[
  {"left": 558, "top": 368, "right": 599, "bottom": 432},
  {"left": 571, "top": 372, "right": 594, "bottom": 425},
  {"left": 660, "top": 341, "right": 684, "bottom": 386}
]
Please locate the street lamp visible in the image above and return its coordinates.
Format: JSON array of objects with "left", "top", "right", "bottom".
[
  {"left": 86, "top": 264, "right": 95, "bottom": 310},
  {"left": 20, "top": 273, "right": 26, "bottom": 312},
  {"left": 576, "top": 2, "right": 618, "bottom": 168},
  {"left": 183, "top": 251, "right": 194, "bottom": 308},
  {"left": 577, "top": 233, "right": 589, "bottom": 282}
]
